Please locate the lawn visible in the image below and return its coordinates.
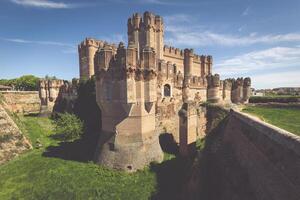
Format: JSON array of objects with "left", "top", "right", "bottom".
[
  {"left": 0, "top": 116, "right": 186, "bottom": 200},
  {"left": 242, "top": 106, "right": 300, "bottom": 136}
]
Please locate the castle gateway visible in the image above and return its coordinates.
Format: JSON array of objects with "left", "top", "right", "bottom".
[{"left": 78, "top": 11, "right": 251, "bottom": 171}]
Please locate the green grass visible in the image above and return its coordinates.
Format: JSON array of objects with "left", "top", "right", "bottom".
[
  {"left": 0, "top": 150, "right": 156, "bottom": 200},
  {"left": 12, "top": 115, "right": 56, "bottom": 148},
  {"left": 242, "top": 106, "right": 300, "bottom": 136},
  {"left": 0, "top": 115, "right": 181, "bottom": 200}
]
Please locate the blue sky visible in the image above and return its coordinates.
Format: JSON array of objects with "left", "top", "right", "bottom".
[{"left": 0, "top": 0, "right": 299, "bottom": 89}]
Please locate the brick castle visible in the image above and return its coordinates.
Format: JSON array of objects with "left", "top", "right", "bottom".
[{"left": 76, "top": 11, "right": 251, "bottom": 171}]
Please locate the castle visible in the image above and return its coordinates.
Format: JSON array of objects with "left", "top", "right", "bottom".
[{"left": 78, "top": 11, "right": 251, "bottom": 171}]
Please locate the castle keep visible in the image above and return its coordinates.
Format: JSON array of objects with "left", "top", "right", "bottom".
[{"left": 78, "top": 11, "right": 251, "bottom": 171}]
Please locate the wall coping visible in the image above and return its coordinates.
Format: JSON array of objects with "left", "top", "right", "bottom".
[
  {"left": 0, "top": 91, "right": 39, "bottom": 94},
  {"left": 231, "top": 109, "right": 300, "bottom": 156}
]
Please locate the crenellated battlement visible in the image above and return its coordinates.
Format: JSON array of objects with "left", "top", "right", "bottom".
[
  {"left": 78, "top": 38, "right": 105, "bottom": 49},
  {"left": 128, "top": 11, "right": 164, "bottom": 33},
  {"left": 163, "top": 45, "right": 184, "bottom": 58},
  {"left": 94, "top": 42, "right": 158, "bottom": 83}
]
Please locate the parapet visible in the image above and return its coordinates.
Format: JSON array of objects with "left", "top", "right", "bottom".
[
  {"left": 223, "top": 79, "right": 233, "bottom": 90},
  {"left": 232, "top": 77, "right": 244, "bottom": 89},
  {"left": 78, "top": 38, "right": 105, "bottom": 49},
  {"left": 207, "top": 74, "right": 220, "bottom": 88},
  {"left": 163, "top": 45, "right": 184, "bottom": 59},
  {"left": 243, "top": 77, "right": 251, "bottom": 87},
  {"left": 127, "top": 11, "right": 164, "bottom": 34},
  {"left": 163, "top": 45, "right": 213, "bottom": 66},
  {"left": 193, "top": 55, "right": 213, "bottom": 64}
]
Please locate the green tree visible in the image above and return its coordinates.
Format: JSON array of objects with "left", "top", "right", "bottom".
[
  {"left": 53, "top": 113, "right": 84, "bottom": 142},
  {"left": 15, "top": 75, "right": 39, "bottom": 91},
  {"left": 0, "top": 75, "right": 40, "bottom": 91}
]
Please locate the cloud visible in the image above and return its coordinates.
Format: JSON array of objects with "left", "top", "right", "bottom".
[
  {"left": 215, "top": 46, "right": 300, "bottom": 76},
  {"left": 112, "top": 0, "right": 182, "bottom": 6},
  {"left": 142, "top": 0, "right": 170, "bottom": 5},
  {"left": 10, "top": 0, "right": 75, "bottom": 9},
  {"left": 242, "top": 7, "right": 250, "bottom": 16},
  {"left": 164, "top": 14, "right": 191, "bottom": 24},
  {"left": 1, "top": 37, "right": 75, "bottom": 47},
  {"left": 164, "top": 14, "right": 300, "bottom": 47},
  {"left": 166, "top": 27, "right": 300, "bottom": 47},
  {"left": 251, "top": 70, "right": 300, "bottom": 89}
]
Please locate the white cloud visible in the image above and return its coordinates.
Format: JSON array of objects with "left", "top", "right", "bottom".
[
  {"left": 251, "top": 70, "right": 300, "bottom": 89},
  {"left": 1, "top": 37, "right": 75, "bottom": 47},
  {"left": 166, "top": 28, "right": 300, "bottom": 47},
  {"left": 242, "top": 7, "right": 250, "bottom": 16},
  {"left": 164, "top": 14, "right": 191, "bottom": 24},
  {"left": 164, "top": 14, "right": 300, "bottom": 47},
  {"left": 215, "top": 46, "right": 300, "bottom": 76},
  {"left": 10, "top": 0, "right": 74, "bottom": 9},
  {"left": 136, "top": 0, "right": 181, "bottom": 5},
  {"left": 142, "top": 0, "right": 169, "bottom": 5}
]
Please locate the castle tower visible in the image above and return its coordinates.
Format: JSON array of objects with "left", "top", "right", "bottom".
[
  {"left": 182, "top": 49, "right": 194, "bottom": 102},
  {"left": 222, "top": 79, "right": 233, "bottom": 104},
  {"left": 78, "top": 38, "right": 104, "bottom": 79},
  {"left": 231, "top": 78, "right": 244, "bottom": 104},
  {"left": 207, "top": 55, "right": 213, "bottom": 74},
  {"left": 207, "top": 74, "right": 221, "bottom": 103},
  {"left": 127, "top": 11, "right": 164, "bottom": 60},
  {"left": 242, "top": 77, "right": 251, "bottom": 103},
  {"left": 200, "top": 55, "right": 213, "bottom": 77},
  {"left": 94, "top": 42, "right": 163, "bottom": 172}
]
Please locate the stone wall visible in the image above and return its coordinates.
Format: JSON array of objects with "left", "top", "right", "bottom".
[
  {"left": 0, "top": 91, "right": 40, "bottom": 115},
  {"left": 184, "top": 108, "right": 300, "bottom": 200},
  {"left": 0, "top": 104, "right": 32, "bottom": 164}
]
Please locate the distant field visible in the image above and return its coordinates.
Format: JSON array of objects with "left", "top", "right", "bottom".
[
  {"left": 0, "top": 116, "right": 186, "bottom": 200},
  {"left": 242, "top": 106, "right": 300, "bottom": 136}
]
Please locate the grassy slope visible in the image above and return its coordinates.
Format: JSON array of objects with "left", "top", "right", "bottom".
[
  {"left": 0, "top": 116, "right": 157, "bottom": 200},
  {"left": 242, "top": 106, "right": 300, "bottom": 136}
]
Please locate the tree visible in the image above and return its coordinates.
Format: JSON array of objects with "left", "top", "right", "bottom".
[
  {"left": 16, "top": 75, "right": 39, "bottom": 91},
  {"left": 0, "top": 75, "right": 40, "bottom": 91},
  {"left": 53, "top": 113, "right": 84, "bottom": 142}
]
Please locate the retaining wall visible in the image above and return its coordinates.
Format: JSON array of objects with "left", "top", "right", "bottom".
[
  {"left": 0, "top": 91, "right": 40, "bottom": 115},
  {"left": 184, "top": 108, "right": 300, "bottom": 200}
]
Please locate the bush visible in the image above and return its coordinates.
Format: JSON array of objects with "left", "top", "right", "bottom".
[
  {"left": 249, "top": 96, "right": 300, "bottom": 103},
  {"left": 53, "top": 113, "right": 83, "bottom": 142}
]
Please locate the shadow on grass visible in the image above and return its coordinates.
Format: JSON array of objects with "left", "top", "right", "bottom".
[
  {"left": 150, "top": 133, "right": 195, "bottom": 200},
  {"left": 42, "top": 132, "right": 99, "bottom": 163},
  {"left": 150, "top": 156, "right": 193, "bottom": 200}
]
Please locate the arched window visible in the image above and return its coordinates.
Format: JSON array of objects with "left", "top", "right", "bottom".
[{"left": 164, "top": 84, "right": 171, "bottom": 97}]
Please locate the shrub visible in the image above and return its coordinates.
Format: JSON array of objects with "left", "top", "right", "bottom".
[
  {"left": 53, "top": 113, "right": 83, "bottom": 142},
  {"left": 249, "top": 96, "right": 300, "bottom": 103}
]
